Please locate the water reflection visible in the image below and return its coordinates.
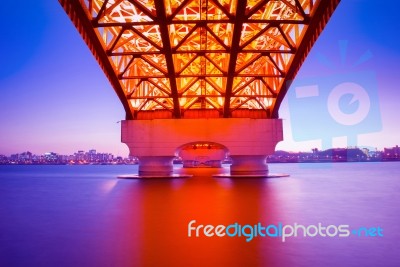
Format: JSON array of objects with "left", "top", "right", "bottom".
[{"left": 109, "top": 168, "right": 285, "bottom": 266}]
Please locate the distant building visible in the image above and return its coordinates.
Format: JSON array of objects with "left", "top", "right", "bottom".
[
  {"left": 44, "top": 152, "right": 59, "bottom": 163},
  {"left": 0, "top": 155, "right": 7, "bottom": 163},
  {"left": 383, "top": 145, "right": 400, "bottom": 161}
]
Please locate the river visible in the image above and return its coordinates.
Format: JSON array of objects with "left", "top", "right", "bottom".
[{"left": 0, "top": 162, "right": 399, "bottom": 267}]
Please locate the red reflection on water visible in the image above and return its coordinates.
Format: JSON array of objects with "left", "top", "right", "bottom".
[{"left": 112, "top": 168, "right": 283, "bottom": 266}]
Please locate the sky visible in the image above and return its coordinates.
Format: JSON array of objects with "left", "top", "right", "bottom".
[{"left": 1, "top": 0, "right": 400, "bottom": 156}]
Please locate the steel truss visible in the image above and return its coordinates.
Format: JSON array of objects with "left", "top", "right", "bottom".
[{"left": 59, "top": 0, "right": 340, "bottom": 119}]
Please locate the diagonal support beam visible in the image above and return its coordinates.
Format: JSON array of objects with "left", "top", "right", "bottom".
[
  {"left": 223, "top": 0, "right": 247, "bottom": 117},
  {"left": 271, "top": 0, "right": 341, "bottom": 118},
  {"left": 59, "top": 0, "right": 134, "bottom": 119},
  {"left": 154, "top": 0, "right": 181, "bottom": 118}
]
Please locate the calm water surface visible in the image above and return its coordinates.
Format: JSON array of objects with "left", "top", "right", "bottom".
[{"left": 0, "top": 163, "right": 399, "bottom": 267}]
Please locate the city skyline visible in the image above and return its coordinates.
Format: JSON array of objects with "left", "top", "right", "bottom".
[
  {"left": 2, "top": 143, "right": 399, "bottom": 159},
  {"left": 2, "top": 145, "right": 399, "bottom": 165},
  {"left": 1, "top": 1, "right": 400, "bottom": 156}
]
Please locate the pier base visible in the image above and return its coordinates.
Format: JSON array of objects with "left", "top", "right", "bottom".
[
  {"left": 138, "top": 156, "right": 175, "bottom": 176},
  {"left": 230, "top": 155, "right": 269, "bottom": 176}
]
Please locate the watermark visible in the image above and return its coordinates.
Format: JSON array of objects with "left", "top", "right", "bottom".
[
  {"left": 287, "top": 41, "right": 382, "bottom": 150},
  {"left": 188, "top": 220, "right": 384, "bottom": 242}
]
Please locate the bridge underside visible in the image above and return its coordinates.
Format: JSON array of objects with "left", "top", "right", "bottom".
[
  {"left": 60, "top": 0, "right": 340, "bottom": 176},
  {"left": 60, "top": 0, "right": 340, "bottom": 119}
]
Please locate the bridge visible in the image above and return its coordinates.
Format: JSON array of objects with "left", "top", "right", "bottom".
[{"left": 59, "top": 0, "right": 340, "bottom": 176}]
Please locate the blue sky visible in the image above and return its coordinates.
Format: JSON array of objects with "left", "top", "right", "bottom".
[{"left": 1, "top": 0, "right": 399, "bottom": 156}]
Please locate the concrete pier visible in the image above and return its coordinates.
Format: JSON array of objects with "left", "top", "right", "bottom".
[
  {"left": 137, "top": 156, "right": 175, "bottom": 176},
  {"left": 121, "top": 118, "right": 283, "bottom": 177}
]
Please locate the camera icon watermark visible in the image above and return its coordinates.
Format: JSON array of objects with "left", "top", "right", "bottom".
[{"left": 287, "top": 41, "right": 382, "bottom": 159}]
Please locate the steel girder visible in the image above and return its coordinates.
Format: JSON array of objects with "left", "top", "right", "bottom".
[{"left": 59, "top": 0, "right": 340, "bottom": 119}]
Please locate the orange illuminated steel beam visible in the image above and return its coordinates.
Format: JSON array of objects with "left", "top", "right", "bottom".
[{"left": 59, "top": 0, "right": 340, "bottom": 120}]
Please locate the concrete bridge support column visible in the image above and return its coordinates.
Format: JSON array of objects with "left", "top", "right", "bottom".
[
  {"left": 230, "top": 155, "right": 269, "bottom": 176},
  {"left": 137, "top": 156, "right": 175, "bottom": 176},
  {"left": 121, "top": 118, "right": 283, "bottom": 177}
]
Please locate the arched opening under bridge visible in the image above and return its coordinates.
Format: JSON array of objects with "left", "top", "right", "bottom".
[{"left": 176, "top": 142, "right": 229, "bottom": 168}]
